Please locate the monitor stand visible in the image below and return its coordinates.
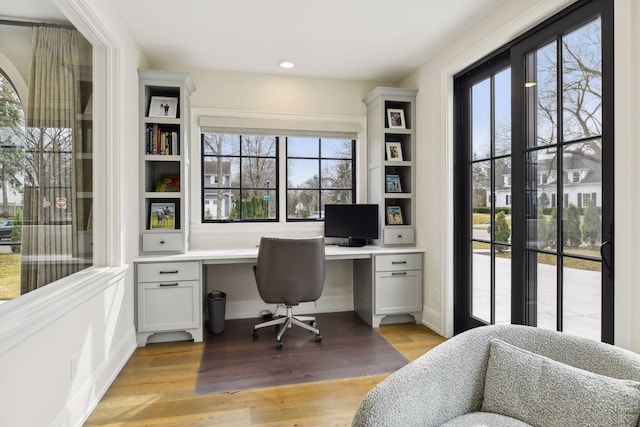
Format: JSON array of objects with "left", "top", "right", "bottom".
[{"left": 338, "top": 238, "right": 367, "bottom": 247}]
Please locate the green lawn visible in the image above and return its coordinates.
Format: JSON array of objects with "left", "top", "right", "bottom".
[{"left": 0, "top": 252, "right": 21, "bottom": 300}]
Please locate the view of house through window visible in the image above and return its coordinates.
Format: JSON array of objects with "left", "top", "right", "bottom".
[
  {"left": 0, "top": 26, "right": 93, "bottom": 302},
  {"left": 202, "top": 133, "right": 278, "bottom": 221},
  {"left": 287, "top": 137, "right": 354, "bottom": 220},
  {"left": 201, "top": 132, "right": 355, "bottom": 222}
]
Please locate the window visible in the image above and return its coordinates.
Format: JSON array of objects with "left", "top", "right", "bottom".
[
  {"left": 199, "top": 128, "right": 357, "bottom": 223},
  {"left": 286, "top": 137, "right": 355, "bottom": 220},
  {"left": 572, "top": 171, "right": 580, "bottom": 182},
  {"left": 0, "top": 26, "right": 93, "bottom": 300},
  {"left": 201, "top": 133, "right": 277, "bottom": 222}
]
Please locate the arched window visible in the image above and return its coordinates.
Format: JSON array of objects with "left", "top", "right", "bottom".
[{"left": 0, "top": 25, "right": 93, "bottom": 301}]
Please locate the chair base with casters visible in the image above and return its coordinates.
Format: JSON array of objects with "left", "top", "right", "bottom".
[{"left": 252, "top": 306, "right": 322, "bottom": 349}]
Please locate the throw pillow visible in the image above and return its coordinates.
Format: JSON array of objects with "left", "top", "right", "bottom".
[{"left": 481, "top": 338, "right": 640, "bottom": 427}]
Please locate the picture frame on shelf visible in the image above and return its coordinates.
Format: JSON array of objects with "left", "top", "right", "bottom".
[
  {"left": 387, "top": 206, "right": 403, "bottom": 225},
  {"left": 385, "top": 142, "right": 403, "bottom": 161},
  {"left": 386, "top": 174, "right": 402, "bottom": 193},
  {"left": 148, "top": 96, "right": 178, "bottom": 118},
  {"left": 150, "top": 203, "right": 176, "bottom": 229},
  {"left": 387, "top": 108, "right": 405, "bottom": 129}
]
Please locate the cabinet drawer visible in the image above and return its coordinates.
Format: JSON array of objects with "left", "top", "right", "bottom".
[
  {"left": 375, "top": 270, "right": 422, "bottom": 314},
  {"left": 383, "top": 227, "right": 415, "bottom": 245},
  {"left": 375, "top": 253, "right": 422, "bottom": 272},
  {"left": 142, "top": 232, "right": 184, "bottom": 253},
  {"left": 137, "top": 280, "right": 200, "bottom": 332},
  {"left": 137, "top": 261, "right": 200, "bottom": 282}
]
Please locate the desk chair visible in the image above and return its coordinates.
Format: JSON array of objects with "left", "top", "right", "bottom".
[{"left": 252, "top": 236, "right": 326, "bottom": 349}]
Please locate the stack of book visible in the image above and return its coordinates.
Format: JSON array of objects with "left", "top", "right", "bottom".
[{"left": 145, "top": 124, "right": 179, "bottom": 155}]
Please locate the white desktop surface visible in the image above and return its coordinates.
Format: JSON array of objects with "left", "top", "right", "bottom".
[{"left": 133, "top": 244, "right": 425, "bottom": 264}]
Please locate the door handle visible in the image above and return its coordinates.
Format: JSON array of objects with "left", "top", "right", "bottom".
[{"left": 600, "top": 240, "right": 613, "bottom": 278}]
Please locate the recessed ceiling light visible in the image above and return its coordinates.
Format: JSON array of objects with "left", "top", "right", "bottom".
[{"left": 278, "top": 60, "right": 295, "bottom": 69}]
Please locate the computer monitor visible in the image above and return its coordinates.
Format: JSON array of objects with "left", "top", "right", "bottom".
[{"left": 324, "top": 204, "right": 379, "bottom": 247}]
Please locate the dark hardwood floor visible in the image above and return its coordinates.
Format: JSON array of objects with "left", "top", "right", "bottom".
[{"left": 85, "top": 321, "right": 445, "bottom": 426}]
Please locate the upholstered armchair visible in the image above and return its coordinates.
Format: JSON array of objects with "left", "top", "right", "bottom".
[{"left": 353, "top": 324, "right": 640, "bottom": 427}]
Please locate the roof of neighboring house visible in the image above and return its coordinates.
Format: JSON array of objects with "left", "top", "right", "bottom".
[{"left": 203, "top": 160, "right": 231, "bottom": 176}]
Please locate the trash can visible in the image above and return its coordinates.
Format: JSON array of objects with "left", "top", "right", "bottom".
[{"left": 207, "top": 291, "right": 226, "bottom": 334}]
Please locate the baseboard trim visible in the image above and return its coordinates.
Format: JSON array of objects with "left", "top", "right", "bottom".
[
  {"left": 53, "top": 326, "right": 137, "bottom": 427},
  {"left": 422, "top": 305, "right": 445, "bottom": 337}
]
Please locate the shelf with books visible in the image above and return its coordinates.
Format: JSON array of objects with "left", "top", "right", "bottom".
[
  {"left": 144, "top": 123, "right": 180, "bottom": 156},
  {"left": 139, "top": 70, "right": 194, "bottom": 254}
]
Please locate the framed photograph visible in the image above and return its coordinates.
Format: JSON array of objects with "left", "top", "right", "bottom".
[
  {"left": 150, "top": 203, "right": 176, "bottom": 229},
  {"left": 387, "top": 108, "right": 406, "bottom": 129},
  {"left": 387, "top": 206, "right": 404, "bottom": 225},
  {"left": 148, "top": 96, "right": 178, "bottom": 118},
  {"left": 385, "top": 142, "right": 403, "bottom": 161},
  {"left": 386, "top": 174, "right": 402, "bottom": 193}
]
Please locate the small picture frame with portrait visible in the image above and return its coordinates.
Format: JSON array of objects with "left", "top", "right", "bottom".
[
  {"left": 148, "top": 96, "right": 178, "bottom": 118},
  {"left": 387, "top": 108, "right": 405, "bottom": 129},
  {"left": 385, "top": 142, "right": 403, "bottom": 161},
  {"left": 387, "top": 206, "right": 403, "bottom": 225}
]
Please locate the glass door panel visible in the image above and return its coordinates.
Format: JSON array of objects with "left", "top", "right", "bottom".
[
  {"left": 535, "top": 258, "right": 558, "bottom": 331},
  {"left": 472, "top": 243, "right": 491, "bottom": 323},
  {"left": 455, "top": 1, "right": 612, "bottom": 342},
  {"left": 469, "top": 66, "right": 512, "bottom": 326},
  {"left": 563, "top": 259, "right": 601, "bottom": 341},
  {"left": 523, "top": 13, "right": 606, "bottom": 341}
]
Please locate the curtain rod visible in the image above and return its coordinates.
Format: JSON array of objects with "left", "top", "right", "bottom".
[{"left": 0, "top": 18, "right": 74, "bottom": 30}]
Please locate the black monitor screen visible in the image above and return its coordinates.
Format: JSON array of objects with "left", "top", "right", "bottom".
[{"left": 324, "top": 204, "right": 379, "bottom": 247}]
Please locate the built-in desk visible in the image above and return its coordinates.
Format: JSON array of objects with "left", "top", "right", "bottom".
[{"left": 133, "top": 245, "right": 424, "bottom": 346}]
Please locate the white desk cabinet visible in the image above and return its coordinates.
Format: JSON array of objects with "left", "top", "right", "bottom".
[
  {"left": 355, "top": 252, "right": 423, "bottom": 327},
  {"left": 135, "top": 261, "right": 203, "bottom": 346}
]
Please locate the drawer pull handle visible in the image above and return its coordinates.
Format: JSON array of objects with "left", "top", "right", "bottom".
[
  {"left": 159, "top": 240, "right": 165, "bottom": 244},
  {"left": 397, "top": 234, "right": 403, "bottom": 238},
  {"left": 392, "top": 261, "right": 407, "bottom": 265},
  {"left": 159, "top": 270, "right": 179, "bottom": 274},
  {"left": 391, "top": 272, "right": 407, "bottom": 276},
  {"left": 159, "top": 283, "right": 179, "bottom": 287}
]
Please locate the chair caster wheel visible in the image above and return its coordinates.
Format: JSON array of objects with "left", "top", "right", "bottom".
[
  {"left": 252, "top": 330, "right": 259, "bottom": 339},
  {"left": 275, "top": 340, "right": 283, "bottom": 350},
  {"left": 310, "top": 320, "right": 317, "bottom": 328},
  {"left": 314, "top": 334, "right": 322, "bottom": 342}
]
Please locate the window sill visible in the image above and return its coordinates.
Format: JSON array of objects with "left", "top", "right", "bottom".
[{"left": 0, "top": 265, "right": 129, "bottom": 355}]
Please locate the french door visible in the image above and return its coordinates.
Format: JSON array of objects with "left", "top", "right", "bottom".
[{"left": 454, "top": 0, "right": 614, "bottom": 343}]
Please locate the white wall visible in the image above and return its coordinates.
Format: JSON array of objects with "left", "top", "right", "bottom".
[{"left": 402, "top": 0, "right": 640, "bottom": 351}]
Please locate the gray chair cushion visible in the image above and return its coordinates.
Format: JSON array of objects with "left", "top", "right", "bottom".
[
  {"left": 482, "top": 339, "right": 640, "bottom": 427},
  {"left": 254, "top": 236, "right": 326, "bottom": 306}
]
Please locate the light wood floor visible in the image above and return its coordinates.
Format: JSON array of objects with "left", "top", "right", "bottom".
[{"left": 85, "top": 322, "right": 446, "bottom": 427}]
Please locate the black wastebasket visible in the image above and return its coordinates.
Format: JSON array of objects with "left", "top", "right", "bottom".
[{"left": 207, "top": 291, "right": 226, "bottom": 334}]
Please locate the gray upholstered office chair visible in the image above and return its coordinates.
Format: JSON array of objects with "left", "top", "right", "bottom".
[{"left": 252, "top": 236, "right": 326, "bottom": 349}]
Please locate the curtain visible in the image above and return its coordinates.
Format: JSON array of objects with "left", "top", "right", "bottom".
[{"left": 21, "top": 27, "right": 84, "bottom": 293}]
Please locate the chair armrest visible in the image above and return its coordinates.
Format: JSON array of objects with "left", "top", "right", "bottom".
[{"left": 352, "top": 329, "right": 494, "bottom": 427}]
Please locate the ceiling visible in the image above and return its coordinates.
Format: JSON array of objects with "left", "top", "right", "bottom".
[{"left": 2, "top": 0, "right": 506, "bottom": 83}]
